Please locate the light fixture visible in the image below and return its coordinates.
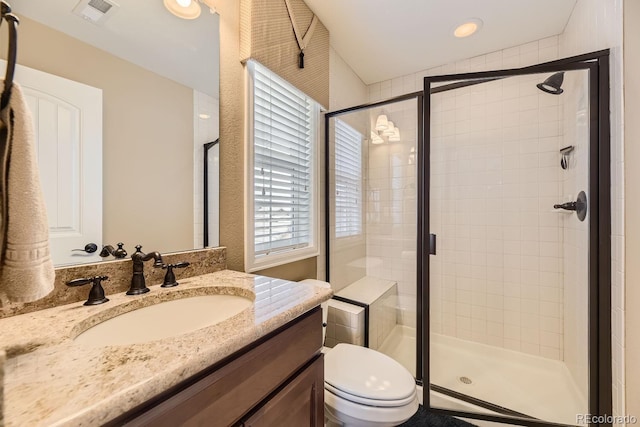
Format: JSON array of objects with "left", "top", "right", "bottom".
[
  {"left": 372, "top": 113, "right": 401, "bottom": 144},
  {"left": 375, "top": 114, "right": 389, "bottom": 131},
  {"left": 388, "top": 128, "right": 400, "bottom": 142},
  {"left": 199, "top": 113, "right": 211, "bottom": 119},
  {"left": 371, "top": 131, "right": 384, "bottom": 145},
  {"left": 164, "top": 0, "right": 200, "bottom": 19},
  {"left": 382, "top": 121, "right": 396, "bottom": 136},
  {"left": 164, "top": 0, "right": 216, "bottom": 19},
  {"left": 453, "top": 18, "right": 483, "bottom": 38}
]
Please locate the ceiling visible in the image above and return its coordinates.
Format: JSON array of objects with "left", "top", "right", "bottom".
[
  {"left": 12, "top": 1, "right": 578, "bottom": 94},
  {"left": 305, "top": 0, "right": 577, "bottom": 84},
  {"left": 12, "top": 0, "right": 220, "bottom": 97}
]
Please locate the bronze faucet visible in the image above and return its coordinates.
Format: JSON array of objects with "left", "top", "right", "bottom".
[
  {"left": 66, "top": 276, "right": 110, "bottom": 305},
  {"left": 99, "top": 242, "right": 128, "bottom": 259},
  {"left": 127, "top": 245, "right": 163, "bottom": 295}
]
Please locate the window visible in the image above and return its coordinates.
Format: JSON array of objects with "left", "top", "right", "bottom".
[
  {"left": 246, "top": 60, "right": 319, "bottom": 271},
  {"left": 334, "top": 119, "right": 363, "bottom": 238}
]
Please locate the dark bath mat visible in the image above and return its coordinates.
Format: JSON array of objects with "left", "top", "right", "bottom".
[{"left": 399, "top": 405, "right": 477, "bottom": 426}]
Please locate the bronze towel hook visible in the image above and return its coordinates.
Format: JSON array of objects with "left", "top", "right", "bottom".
[{"left": 0, "top": 1, "right": 19, "bottom": 110}]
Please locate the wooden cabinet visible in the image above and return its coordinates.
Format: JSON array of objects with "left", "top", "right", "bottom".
[
  {"left": 242, "top": 356, "right": 323, "bottom": 427},
  {"left": 108, "top": 307, "right": 323, "bottom": 427}
]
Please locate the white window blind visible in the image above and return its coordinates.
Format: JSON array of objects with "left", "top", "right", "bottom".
[
  {"left": 335, "top": 119, "right": 362, "bottom": 238},
  {"left": 249, "top": 61, "right": 317, "bottom": 259}
]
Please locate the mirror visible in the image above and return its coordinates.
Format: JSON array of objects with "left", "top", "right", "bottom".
[{"left": 9, "top": 0, "right": 220, "bottom": 266}]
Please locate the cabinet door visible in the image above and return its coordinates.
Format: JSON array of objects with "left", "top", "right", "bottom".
[
  {"left": 243, "top": 356, "right": 324, "bottom": 427},
  {"left": 114, "top": 308, "right": 322, "bottom": 427}
]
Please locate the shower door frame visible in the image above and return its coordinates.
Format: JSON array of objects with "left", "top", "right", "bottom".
[
  {"left": 324, "top": 91, "right": 425, "bottom": 382},
  {"left": 421, "top": 50, "right": 612, "bottom": 427}
]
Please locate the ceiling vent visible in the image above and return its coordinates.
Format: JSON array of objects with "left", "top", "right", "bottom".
[{"left": 72, "top": 0, "right": 119, "bottom": 25}]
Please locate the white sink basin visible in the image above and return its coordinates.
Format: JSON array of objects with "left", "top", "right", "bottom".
[{"left": 74, "top": 295, "right": 252, "bottom": 346}]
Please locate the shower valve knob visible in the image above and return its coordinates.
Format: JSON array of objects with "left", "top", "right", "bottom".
[
  {"left": 554, "top": 191, "right": 587, "bottom": 222},
  {"left": 553, "top": 201, "right": 577, "bottom": 211}
]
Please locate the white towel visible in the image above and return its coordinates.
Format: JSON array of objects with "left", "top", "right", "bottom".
[{"left": 0, "top": 83, "right": 54, "bottom": 302}]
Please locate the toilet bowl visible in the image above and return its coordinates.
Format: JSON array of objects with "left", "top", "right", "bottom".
[{"left": 300, "top": 279, "right": 419, "bottom": 427}]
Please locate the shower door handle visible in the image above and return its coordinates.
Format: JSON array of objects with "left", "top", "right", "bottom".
[{"left": 429, "top": 234, "right": 436, "bottom": 255}]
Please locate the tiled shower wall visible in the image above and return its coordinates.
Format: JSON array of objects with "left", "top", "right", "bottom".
[
  {"left": 428, "top": 72, "right": 565, "bottom": 359},
  {"left": 365, "top": 101, "right": 419, "bottom": 328},
  {"left": 368, "top": 37, "right": 563, "bottom": 341}
]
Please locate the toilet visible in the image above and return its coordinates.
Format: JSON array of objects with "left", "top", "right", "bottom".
[{"left": 301, "top": 279, "right": 419, "bottom": 427}]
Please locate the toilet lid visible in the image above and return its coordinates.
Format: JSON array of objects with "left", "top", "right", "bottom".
[
  {"left": 325, "top": 382, "right": 417, "bottom": 407},
  {"left": 324, "top": 344, "right": 416, "bottom": 402}
]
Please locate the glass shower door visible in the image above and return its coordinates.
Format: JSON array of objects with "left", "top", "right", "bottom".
[
  {"left": 423, "top": 56, "right": 610, "bottom": 427},
  {"left": 326, "top": 96, "right": 422, "bottom": 382}
]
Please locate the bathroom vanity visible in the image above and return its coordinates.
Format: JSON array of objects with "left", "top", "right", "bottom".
[
  {"left": 109, "top": 308, "right": 324, "bottom": 426},
  {"left": 0, "top": 270, "right": 331, "bottom": 426}
]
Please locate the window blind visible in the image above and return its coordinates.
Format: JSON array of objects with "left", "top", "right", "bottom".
[
  {"left": 250, "top": 61, "right": 315, "bottom": 257},
  {"left": 335, "top": 119, "right": 362, "bottom": 238}
]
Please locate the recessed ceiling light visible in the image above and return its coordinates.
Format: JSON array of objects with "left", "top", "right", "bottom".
[
  {"left": 164, "top": 0, "right": 201, "bottom": 19},
  {"left": 454, "top": 19, "right": 483, "bottom": 38}
]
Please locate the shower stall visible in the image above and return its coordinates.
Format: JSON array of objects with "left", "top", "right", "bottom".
[{"left": 325, "top": 51, "right": 611, "bottom": 426}]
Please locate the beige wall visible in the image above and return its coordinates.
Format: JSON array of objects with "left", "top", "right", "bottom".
[
  {"left": 218, "top": 0, "right": 246, "bottom": 272},
  {"left": 624, "top": 0, "right": 640, "bottom": 417},
  {"left": 218, "top": 0, "right": 319, "bottom": 278},
  {"left": 8, "top": 16, "right": 194, "bottom": 254}
]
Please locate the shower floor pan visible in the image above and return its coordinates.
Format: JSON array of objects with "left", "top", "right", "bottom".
[{"left": 378, "top": 327, "right": 587, "bottom": 425}]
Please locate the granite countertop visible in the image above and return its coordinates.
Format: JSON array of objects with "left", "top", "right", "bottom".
[{"left": 0, "top": 270, "right": 332, "bottom": 426}]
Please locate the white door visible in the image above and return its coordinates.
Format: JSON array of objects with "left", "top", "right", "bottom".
[{"left": 2, "top": 60, "right": 103, "bottom": 265}]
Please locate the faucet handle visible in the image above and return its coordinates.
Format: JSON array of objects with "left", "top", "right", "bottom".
[
  {"left": 99, "top": 245, "right": 115, "bottom": 258},
  {"left": 161, "top": 262, "right": 190, "bottom": 288},
  {"left": 114, "top": 242, "right": 128, "bottom": 259},
  {"left": 66, "top": 276, "right": 109, "bottom": 306}
]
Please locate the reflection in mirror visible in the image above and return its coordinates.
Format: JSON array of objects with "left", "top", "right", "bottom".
[
  {"left": 8, "top": 0, "right": 220, "bottom": 266},
  {"left": 204, "top": 139, "right": 219, "bottom": 247}
]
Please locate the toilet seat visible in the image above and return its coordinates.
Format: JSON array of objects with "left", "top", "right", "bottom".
[
  {"left": 324, "top": 344, "right": 417, "bottom": 406},
  {"left": 324, "top": 382, "right": 417, "bottom": 407}
]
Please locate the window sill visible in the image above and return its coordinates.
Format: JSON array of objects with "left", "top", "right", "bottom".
[{"left": 245, "top": 246, "right": 319, "bottom": 273}]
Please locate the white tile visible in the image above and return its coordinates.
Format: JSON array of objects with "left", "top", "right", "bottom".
[
  {"left": 502, "top": 46, "right": 520, "bottom": 58},
  {"left": 521, "top": 327, "right": 540, "bottom": 345},
  {"left": 487, "top": 322, "right": 504, "bottom": 337},
  {"left": 384, "top": 31, "right": 626, "bottom": 364},
  {"left": 539, "top": 36, "right": 558, "bottom": 49},
  {"left": 540, "top": 346, "right": 560, "bottom": 360}
]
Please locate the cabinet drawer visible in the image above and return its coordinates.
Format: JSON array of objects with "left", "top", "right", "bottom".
[
  {"left": 243, "top": 355, "right": 324, "bottom": 427},
  {"left": 119, "top": 307, "right": 322, "bottom": 427}
]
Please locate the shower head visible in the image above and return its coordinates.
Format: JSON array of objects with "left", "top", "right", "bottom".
[{"left": 536, "top": 72, "right": 564, "bottom": 95}]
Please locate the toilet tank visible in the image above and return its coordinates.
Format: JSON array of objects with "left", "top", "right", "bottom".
[{"left": 299, "top": 279, "right": 331, "bottom": 343}]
